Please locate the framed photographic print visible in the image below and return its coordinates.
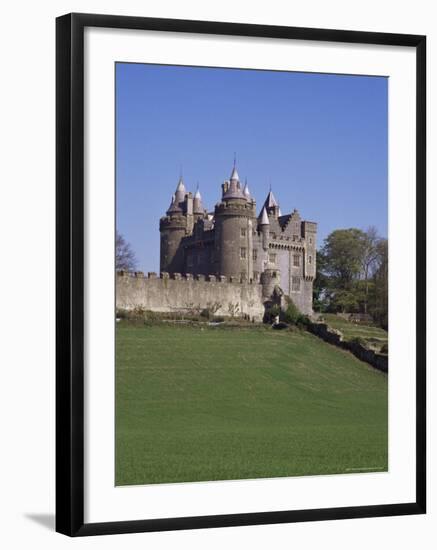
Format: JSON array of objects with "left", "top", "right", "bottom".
[{"left": 56, "top": 13, "right": 426, "bottom": 536}]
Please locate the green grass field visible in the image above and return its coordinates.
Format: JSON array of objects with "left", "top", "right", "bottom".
[
  {"left": 323, "top": 314, "right": 388, "bottom": 351},
  {"left": 116, "top": 323, "right": 388, "bottom": 486}
]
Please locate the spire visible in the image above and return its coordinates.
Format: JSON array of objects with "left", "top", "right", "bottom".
[
  {"left": 263, "top": 190, "right": 278, "bottom": 209},
  {"left": 230, "top": 154, "right": 240, "bottom": 182},
  {"left": 230, "top": 165, "right": 240, "bottom": 182},
  {"left": 259, "top": 206, "right": 269, "bottom": 225},
  {"left": 193, "top": 184, "right": 204, "bottom": 214},
  {"left": 223, "top": 159, "right": 245, "bottom": 200},
  {"left": 243, "top": 179, "right": 251, "bottom": 199},
  {"left": 167, "top": 193, "right": 182, "bottom": 214},
  {"left": 194, "top": 183, "right": 201, "bottom": 200},
  {"left": 175, "top": 176, "right": 185, "bottom": 194},
  {"left": 174, "top": 176, "right": 186, "bottom": 204}
]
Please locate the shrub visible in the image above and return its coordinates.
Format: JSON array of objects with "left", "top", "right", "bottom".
[
  {"left": 132, "top": 306, "right": 147, "bottom": 319},
  {"left": 116, "top": 308, "right": 129, "bottom": 319},
  {"left": 143, "top": 310, "right": 161, "bottom": 322},
  {"left": 296, "top": 314, "right": 311, "bottom": 329},
  {"left": 206, "top": 301, "right": 222, "bottom": 315},
  {"left": 282, "top": 302, "right": 300, "bottom": 324},
  {"left": 263, "top": 304, "right": 281, "bottom": 324},
  {"left": 349, "top": 336, "right": 368, "bottom": 347},
  {"left": 200, "top": 308, "right": 211, "bottom": 320},
  {"left": 380, "top": 343, "right": 388, "bottom": 355}
]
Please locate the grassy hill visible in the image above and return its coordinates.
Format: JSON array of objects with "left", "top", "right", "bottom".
[
  {"left": 116, "top": 323, "right": 388, "bottom": 486},
  {"left": 322, "top": 314, "right": 388, "bottom": 352}
]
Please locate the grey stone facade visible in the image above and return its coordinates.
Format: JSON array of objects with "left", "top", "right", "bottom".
[
  {"left": 117, "top": 271, "right": 265, "bottom": 321},
  {"left": 159, "top": 164, "right": 317, "bottom": 315}
]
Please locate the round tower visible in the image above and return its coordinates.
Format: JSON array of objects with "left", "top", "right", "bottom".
[
  {"left": 260, "top": 268, "right": 282, "bottom": 301},
  {"left": 193, "top": 186, "right": 205, "bottom": 221},
  {"left": 159, "top": 177, "right": 188, "bottom": 273},
  {"left": 259, "top": 206, "right": 270, "bottom": 250},
  {"left": 214, "top": 164, "right": 256, "bottom": 280}
]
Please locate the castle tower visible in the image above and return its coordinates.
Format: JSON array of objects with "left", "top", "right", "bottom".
[
  {"left": 263, "top": 189, "right": 280, "bottom": 218},
  {"left": 214, "top": 163, "right": 256, "bottom": 280},
  {"left": 259, "top": 206, "right": 270, "bottom": 250},
  {"left": 159, "top": 177, "right": 188, "bottom": 273},
  {"left": 193, "top": 186, "right": 205, "bottom": 220},
  {"left": 260, "top": 269, "right": 282, "bottom": 301}
]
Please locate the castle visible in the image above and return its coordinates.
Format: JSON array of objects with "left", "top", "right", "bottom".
[
  {"left": 159, "top": 163, "right": 317, "bottom": 315},
  {"left": 116, "top": 163, "right": 317, "bottom": 319}
]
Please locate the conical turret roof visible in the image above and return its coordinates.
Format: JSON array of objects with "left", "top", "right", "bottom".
[
  {"left": 259, "top": 206, "right": 270, "bottom": 225},
  {"left": 167, "top": 193, "right": 182, "bottom": 213},
  {"left": 175, "top": 177, "right": 185, "bottom": 194},
  {"left": 193, "top": 186, "right": 204, "bottom": 214},
  {"left": 243, "top": 181, "right": 251, "bottom": 199},
  {"left": 263, "top": 190, "right": 278, "bottom": 209},
  {"left": 230, "top": 165, "right": 240, "bottom": 182},
  {"left": 223, "top": 161, "right": 245, "bottom": 200},
  {"left": 174, "top": 176, "right": 186, "bottom": 203}
]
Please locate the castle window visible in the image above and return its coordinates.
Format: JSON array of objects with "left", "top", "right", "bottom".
[
  {"left": 309, "top": 237, "right": 313, "bottom": 244},
  {"left": 269, "top": 253, "right": 276, "bottom": 264},
  {"left": 292, "top": 276, "right": 301, "bottom": 292},
  {"left": 240, "top": 227, "right": 246, "bottom": 237},
  {"left": 308, "top": 255, "right": 312, "bottom": 264},
  {"left": 253, "top": 271, "right": 259, "bottom": 282},
  {"left": 252, "top": 249, "right": 257, "bottom": 261},
  {"left": 293, "top": 254, "right": 300, "bottom": 267},
  {"left": 269, "top": 232, "right": 276, "bottom": 239},
  {"left": 240, "top": 247, "right": 246, "bottom": 259}
]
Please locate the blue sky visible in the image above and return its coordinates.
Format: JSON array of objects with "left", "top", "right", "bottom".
[{"left": 116, "top": 63, "right": 388, "bottom": 273}]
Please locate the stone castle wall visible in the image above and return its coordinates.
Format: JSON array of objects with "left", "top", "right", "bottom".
[
  {"left": 289, "top": 278, "right": 314, "bottom": 315},
  {"left": 307, "top": 322, "right": 388, "bottom": 372},
  {"left": 116, "top": 272, "right": 265, "bottom": 321}
]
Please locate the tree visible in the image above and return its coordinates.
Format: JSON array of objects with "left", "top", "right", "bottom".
[
  {"left": 368, "top": 238, "right": 388, "bottom": 329},
  {"left": 116, "top": 231, "right": 138, "bottom": 271},
  {"left": 313, "top": 250, "right": 330, "bottom": 312},
  {"left": 320, "top": 228, "right": 366, "bottom": 285},
  {"left": 315, "top": 227, "right": 388, "bottom": 326},
  {"left": 316, "top": 229, "right": 366, "bottom": 313},
  {"left": 360, "top": 226, "right": 381, "bottom": 313},
  {"left": 330, "top": 289, "right": 360, "bottom": 313}
]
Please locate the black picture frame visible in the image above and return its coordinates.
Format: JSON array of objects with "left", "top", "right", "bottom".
[{"left": 56, "top": 12, "right": 426, "bottom": 537}]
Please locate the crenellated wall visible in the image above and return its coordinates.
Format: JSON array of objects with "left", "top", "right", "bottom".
[{"left": 116, "top": 271, "right": 265, "bottom": 321}]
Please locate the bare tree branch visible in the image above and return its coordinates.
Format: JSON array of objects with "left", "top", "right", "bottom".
[{"left": 116, "top": 231, "right": 138, "bottom": 271}]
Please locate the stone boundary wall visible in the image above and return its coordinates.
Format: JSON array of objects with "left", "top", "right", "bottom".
[
  {"left": 116, "top": 271, "right": 265, "bottom": 321},
  {"left": 307, "top": 322, "right": 388, "bottom": 373},
  {"left": 336, "top": 312, "right": 374, "bottom": 324}
]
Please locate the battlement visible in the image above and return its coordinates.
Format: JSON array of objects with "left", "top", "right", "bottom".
[
  {"left": 159, "top": 215, "right": 187, "bottom": 230},
  {"left": 117, "top": 271, "right": 260, "bottom": 285},
  {"left": 116, "top": 270, "right": 264, "bottom": 321},
  {"left": 215, "top": 201, "right": 256, "bottom": 217}
]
